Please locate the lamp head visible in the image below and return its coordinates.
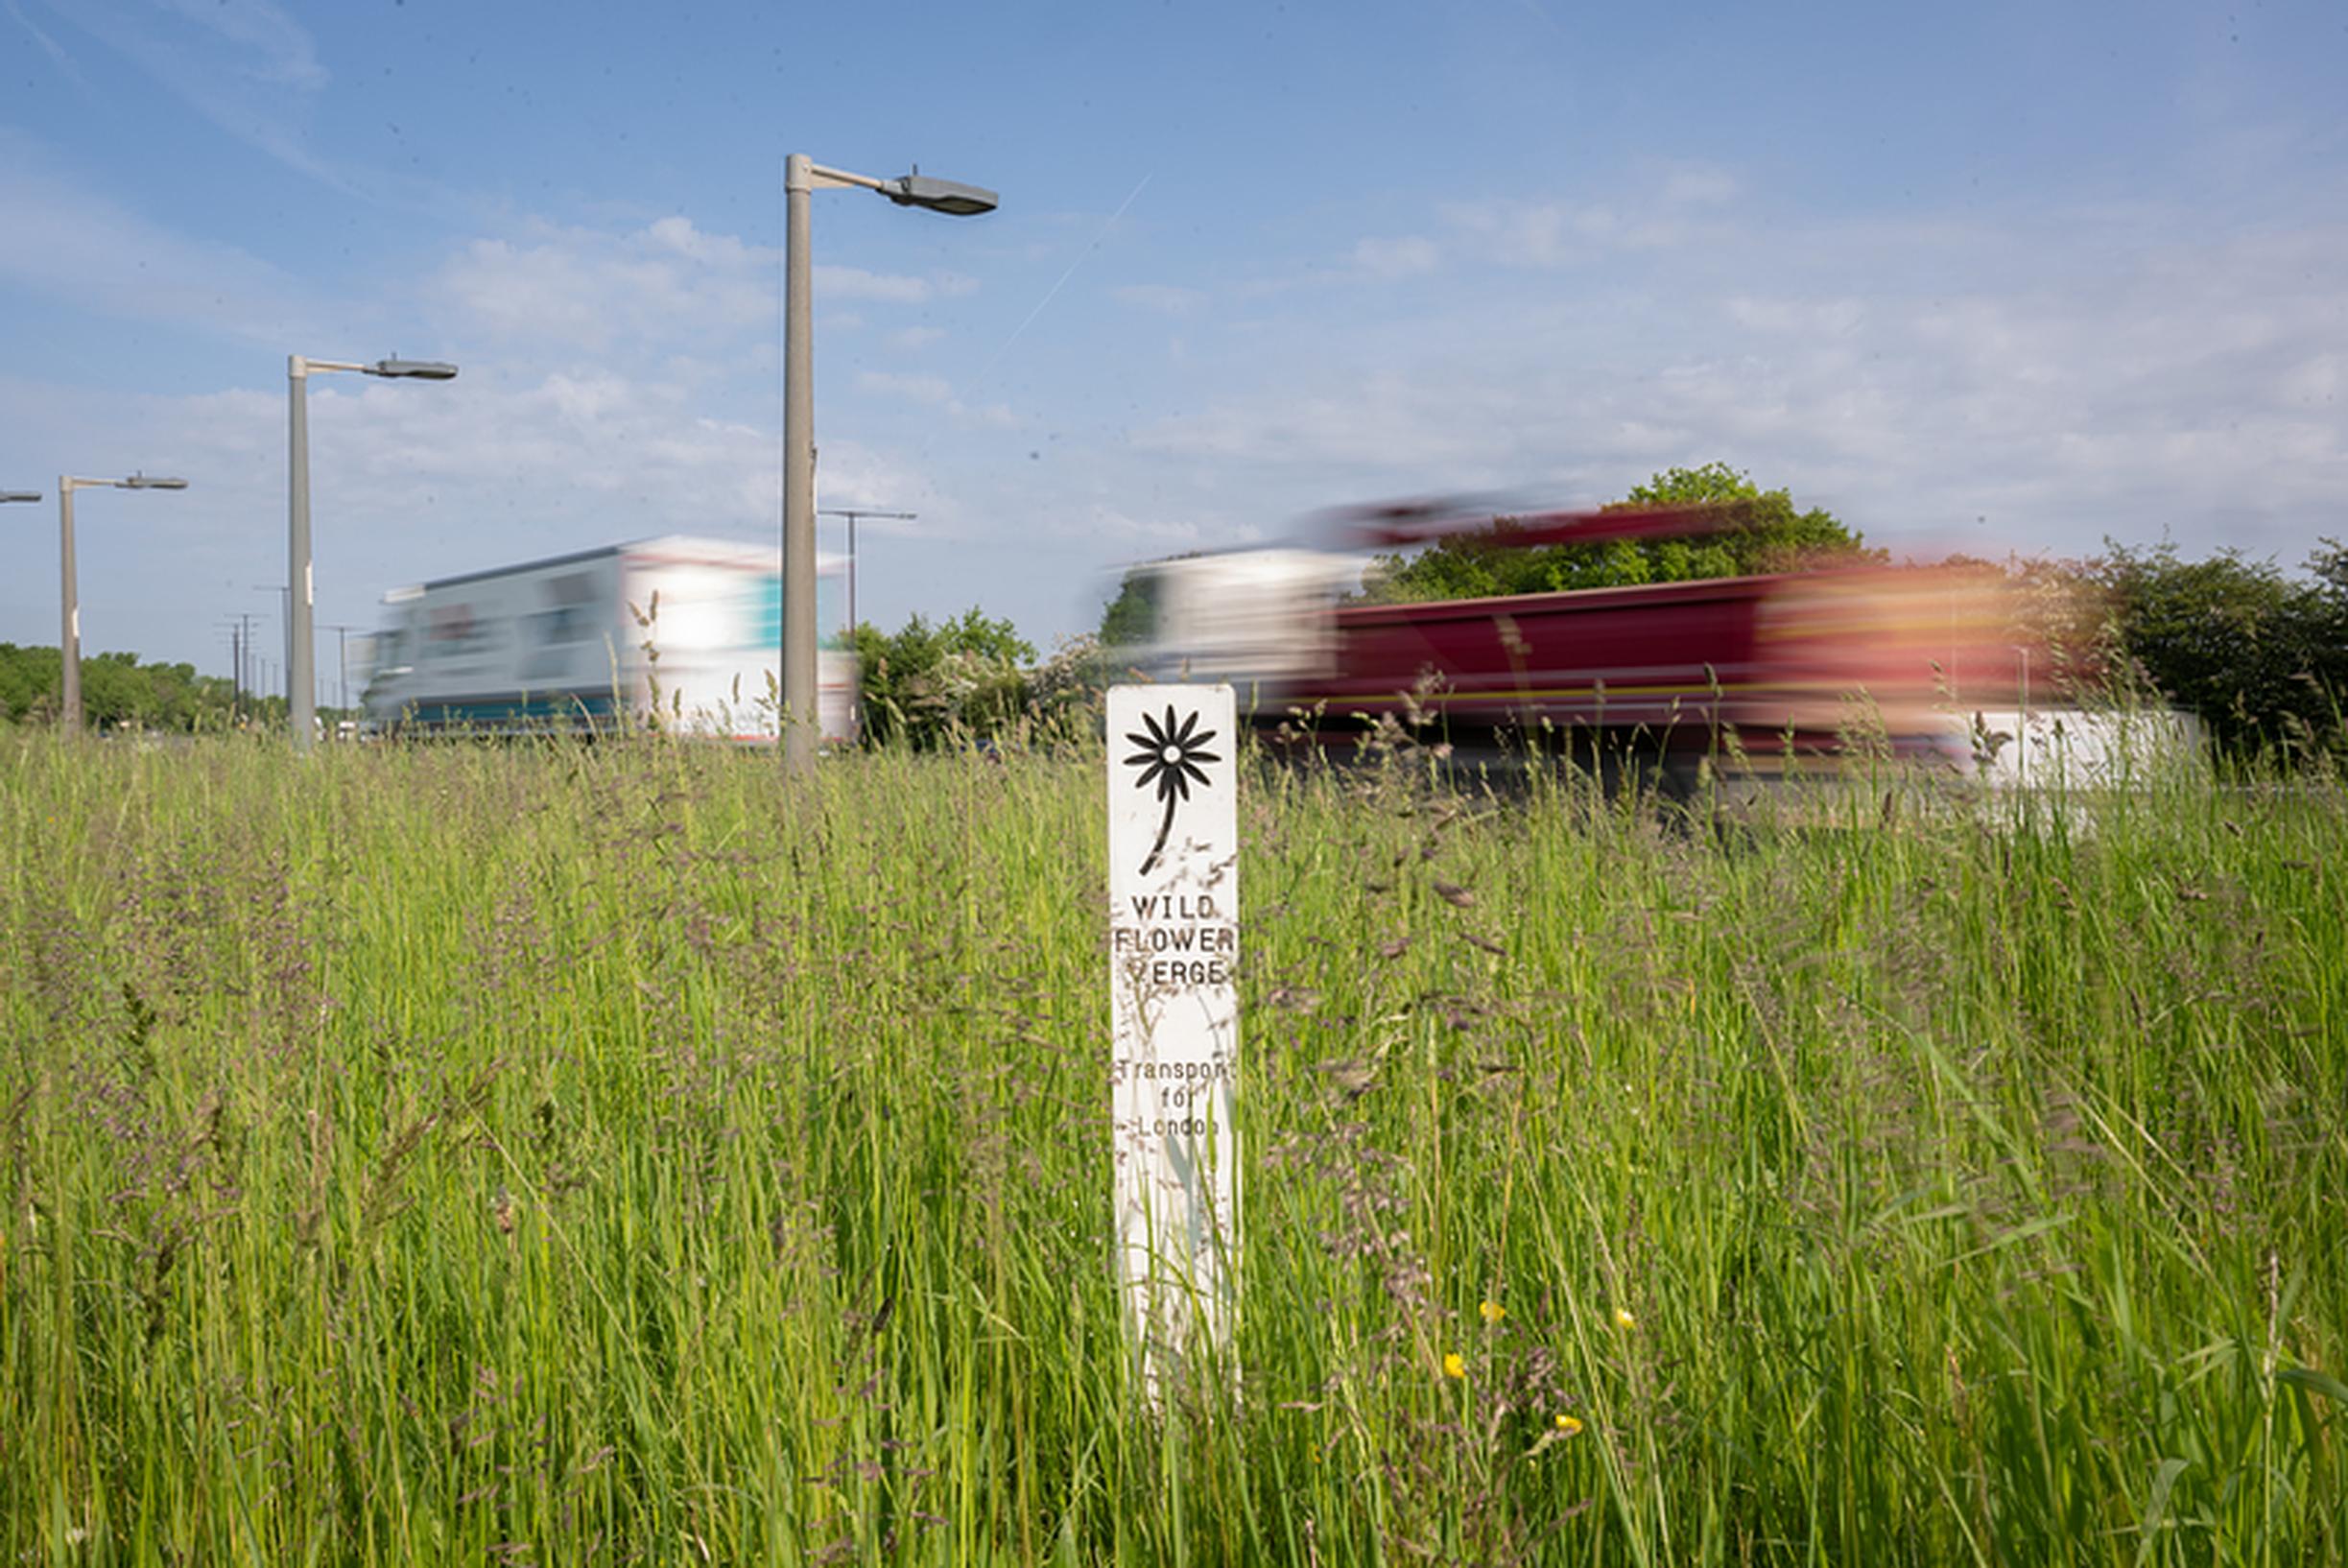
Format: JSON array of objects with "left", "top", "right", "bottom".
[
  {"left": 122, "top": 474, "right": 189, "bottom": 490},
  {"left": 370, "top": 358, "right": 460, "bottom": 380},
  {"left": 881, "top": 174, "right": 998, "bottom": 216}
]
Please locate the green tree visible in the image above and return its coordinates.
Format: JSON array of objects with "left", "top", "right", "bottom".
[
  {"left": 2087, "top": 540, "right": 2345, "bottom": 758},
  {"left": 1359, "top": 463, "right": 1877, "bottom": 604},
  {"left": 0, "top": 643, "right": 240, "bottom": 731},
  {"left": 853, "top": 607, "right": 1036, "bottom": 748},
  {"left": 0, "top": 644, "right": 61, "bottom": 723}
]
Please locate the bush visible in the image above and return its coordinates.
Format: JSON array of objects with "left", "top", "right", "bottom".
[
  {"left": 852, "top": 608, "right": 1036, "bottom": 749},
  {"left": 2088, "top": 539, "right": 2346, "bottom": 760}
]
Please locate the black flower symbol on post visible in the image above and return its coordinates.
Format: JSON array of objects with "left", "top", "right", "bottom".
[{"left": 1125, "top": 703, "right": 1221, "bottom": 875}]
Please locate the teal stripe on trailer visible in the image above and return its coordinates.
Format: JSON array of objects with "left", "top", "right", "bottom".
[{"left": 403, "top": 690, "right": 623, "bottom": 726}]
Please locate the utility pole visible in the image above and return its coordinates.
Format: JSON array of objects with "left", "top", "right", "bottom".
[
  {"left": 253, "top": 584, "right": 291, "bottom": 709},
  {"left": 241, "top": 616, "right": 256, "bottom": 707},
  {"left": 217, "top": 624, "right": 238, "bottom": 724},
  {"left": 229, "top": 610, "right": 262, "bottom": 722},
  {"left": 320, "top": 622, "right": 362, "bottom": 725}
]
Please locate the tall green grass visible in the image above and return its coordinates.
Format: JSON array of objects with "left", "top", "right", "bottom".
[{"left": 1, "top": 731, "right": 2342, "bottom": 1564}]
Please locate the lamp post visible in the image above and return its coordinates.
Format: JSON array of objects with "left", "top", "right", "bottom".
[
  {"left": 782, "top": 155, "right": 996, "bottom": 775},
  {"left": 817, "top": 507, "right": 915, "bottom": 642},
  {"left": 55, "top": 474, "right": 188, "bottom": 735},
  {"left": 289, "top": 353, "right": 458, "bottom": 752}
]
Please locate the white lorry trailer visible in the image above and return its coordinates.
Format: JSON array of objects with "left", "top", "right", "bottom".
[{"left": 363, "top": 535, "right": 854, "bottom": 743}]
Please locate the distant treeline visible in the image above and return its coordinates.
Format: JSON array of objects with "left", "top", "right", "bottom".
[{"left": 0, "top": 644, "right": 270, "bottom": 731}]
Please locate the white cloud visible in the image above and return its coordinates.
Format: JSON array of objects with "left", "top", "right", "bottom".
[
  {"left": 1658, "top": 164, "right": 1739, "bottom": 208},
  {"left": 434, "top": 217, "right": 784, "bottom": 351},
  {"left": 1441, "top": 200, "right": 1580, "bottom": 267},
  {"left": 855, "top": 370, "right": 1015, "bottom": 429},
  {"left": 2277, "top": 353, "right": 2339, "bottom": 409},
  {"left": 1442, "top": 191, "right": 1735, "bottom": 264},
  {"left": 428, "top": 213, "right": 972, "bottom": 355},
  {"left": 1351, "top": 235, "right": 1440, "bottom": 279},
  {"left": 818, "top": 265, "right": 956, "bottom": 304},
  {"left": 1077, "top": 503, "right": 1213, "bottom": 549},
  {"left": 1135, "top": 369, "right": 1535, "bottom": 476},
  {"left": 814, "top": 267, "right": 977, "bottom": 304},
  {"left": 857, "top": 370, "right": 953, "bottom": 406},
  {"left": 1725, "top": 297, "right": 1869, "bottom": 339}
]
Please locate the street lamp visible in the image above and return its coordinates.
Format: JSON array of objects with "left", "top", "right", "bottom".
[
  {"left": 818, "top": 507, "right": 915, "bottom": 642},
  {"left": 289, "top": 353, "right": 458, "bottom": 752},
  {"left": 782, "top": 155, "right": 996, "bottom": 774},
  {"left": 55, "top": 473, "right": 188, "bottom": 735}
]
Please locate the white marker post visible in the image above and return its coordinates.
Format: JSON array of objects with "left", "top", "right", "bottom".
[{"left": 1109, "top": 684, "right": 1241, "bottom": 1401}]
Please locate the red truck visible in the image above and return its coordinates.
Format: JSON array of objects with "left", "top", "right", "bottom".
[{"left": 1128, "top": 503, "right": 2052, "bottom": 789}]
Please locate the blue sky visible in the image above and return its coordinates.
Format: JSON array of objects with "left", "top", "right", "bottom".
[{"left": 3, "top": 0, "right": 2343, "bottom": 682}]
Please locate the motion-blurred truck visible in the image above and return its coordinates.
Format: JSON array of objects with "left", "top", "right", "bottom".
[
  {"left": 1122, "top": 502, "right": 2171, "bottom": 790},
  {"left": 364, "top": 535, "right": 854, "bottom": 743}
]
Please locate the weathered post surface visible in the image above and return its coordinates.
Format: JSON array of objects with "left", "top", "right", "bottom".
[{"left": 1108, "top": 684, "right": 1240, "bottom": 1400}]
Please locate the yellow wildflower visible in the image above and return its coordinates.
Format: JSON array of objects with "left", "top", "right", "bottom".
[
  {"left": 1555, "top": 1414, "right": 1584, "bottom": 1436},
  {"left": 1613, "top": 1307, "right": 1637, "bottom": 1330},
  {"left": 1479, "top": 1299, "right": 1506, "bottom": 1325},
  {"left": 1442, "top": 1352, "right": 1466, "bottom": 1380}
]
